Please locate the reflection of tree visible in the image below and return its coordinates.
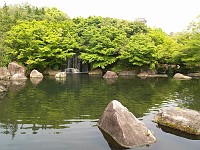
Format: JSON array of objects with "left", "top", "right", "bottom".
[{"left": 0, "top": 75, "right": 199, "bottom": 139}]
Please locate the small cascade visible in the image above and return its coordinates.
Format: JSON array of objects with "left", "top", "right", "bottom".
[{"left": 65, "top": 54, "right": 89, "bottom": 73}]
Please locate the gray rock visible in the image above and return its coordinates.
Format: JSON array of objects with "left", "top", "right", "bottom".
[
  {"left": 97, "top": 100, "right": 156, "bottom": 148},
  {"left": 65, "top": 68, "right": 80, "bottom": 73},
  {"left": 45, "top": 70, "right": 61, "bottom": 76},
  {"left": 55, "top": 72, "right": 66, "bottom": 78},
  {"left": 30, "top": 69, "right": 43, "bottom": 78},
  {"left": 147, "top": 74, "right": 168, "bottom": 78},
  {"left": 0, "top": 67, "right": 11, "bottom": 80},
  {"left": 118, "top": 70, "right": 137, "bottom": 76},
  {"left": 154, "top": 108, "right": 200, "bottom": 135},
  {"left": 173, "top": 73, "right": 192, "bottom": 80},
  {"left": 188, "top": 72, "right": 200, "bottom": 78},
  {"left": 8, "top": 62, "right": 26, "bottom": 76},
  {"left": 89, "top": 69, "right": 103, "bottom": 75},
  {"left": 103, "top": 71, "right": 118, "bottom": 79},
  {"left": 10, "top": 73, "right": 27, "bottom": 80},
  {"left": 0, "top": 85, "right": 7, "bottom": 92}
]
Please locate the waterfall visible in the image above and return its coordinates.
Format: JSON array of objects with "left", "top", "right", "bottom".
[{"left": 65, "top": 54, "right": 89, "bottom": 73}]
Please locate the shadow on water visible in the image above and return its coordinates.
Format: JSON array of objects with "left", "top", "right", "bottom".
[{"left": 157, "top": 124, "right": 200, "bottom": 140}]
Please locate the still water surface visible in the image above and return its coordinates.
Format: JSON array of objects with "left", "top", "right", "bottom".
[{"left": 0, "top": 74, "right": 200, "bottom": 150}]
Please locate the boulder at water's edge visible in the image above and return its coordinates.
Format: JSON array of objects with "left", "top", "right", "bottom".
[
  {"left": 103, "top": 71, "right": 118, "bottom": 79},
  {"left": 97, "top": 100, "right": 156, "bottom": 148},
  {"left": 8, "top": 62, "right": 26, "bottom": 76},
  {"left": 30, "top": 69, "right": 43, "bottom": 78},
  {"left": 154, "top": 108, "right": 200, "bottom": 135},
  {"left": 0, "top": 67, "right": 11, "bottom": 80},
  {"left": 173, "top": 73, "right": 192, "bottom": 80},
  {"left": 55, "top": 72, "right": 66, "bottom": 78}
]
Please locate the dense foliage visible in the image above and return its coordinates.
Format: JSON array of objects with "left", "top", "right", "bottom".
[{"left": 0, "top": 3, "right": 200, "bottom": 72}]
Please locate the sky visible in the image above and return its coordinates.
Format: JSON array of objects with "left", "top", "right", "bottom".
[{"left": 0, "top": 0, "right": 200, "bottom": 33}]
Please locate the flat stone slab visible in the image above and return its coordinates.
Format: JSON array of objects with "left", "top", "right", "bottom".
[
  {"left": 97, "top": 100, "right": 156, "bottom": 148},
  {"left": 154, "top": 108, "right": 200, "bottom": 135}
]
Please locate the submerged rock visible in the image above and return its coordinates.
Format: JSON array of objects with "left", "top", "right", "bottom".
[
  {"left": 103, "top": 71, "right": 118, "bottom": 79},
  {"left": 173, "top": 73, "right": 192, "bottom": 80},
  {"left": 97, "top": 100, "right": 156, "bottom": 148},
  {"left": 30, "top": 69, "right": 43, "bottom": 78},
  {"left": 154, "top": 108, "right": 200, "bottom": 135}
]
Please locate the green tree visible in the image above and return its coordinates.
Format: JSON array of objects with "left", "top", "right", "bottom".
[
  {"left": 5, "top": 20, "right": 78, "bottom": 71},
  {"left": 118, "top": 33, "right": 157, "bottom": 69}
]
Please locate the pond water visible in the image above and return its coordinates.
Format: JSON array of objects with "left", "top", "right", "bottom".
[{"left": 0, "top": 74, "right": 200, "bottom": 150}]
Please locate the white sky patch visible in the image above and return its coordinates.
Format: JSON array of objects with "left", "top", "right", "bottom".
[{"left": 0, "top": 0, "right": 200, "bottom": 33}]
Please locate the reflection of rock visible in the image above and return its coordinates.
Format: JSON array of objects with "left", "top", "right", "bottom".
[
  {"left": 89, "top": 69, "right": 103, "bottom": 75},
  {"left": 30, "top": 69, "right": 43, "bottom": 78},
  {"left": 55, "top": 72, "right": 66, "bottom": 78},
  {"left": 55, "top": 77, "right": 66, "bottom": 84},
  {"left": 0, "top": 80, "right": 11, "bottom": 89},
  {"left": 8, "top": 62, "right": 26, "bottom": 76},
  {"left": 65, "top": 68, "right": 80, "bottom": 73},
  {"left": 104, "top": 78, "right": 117, "bottom": 85},
  {"left": 103, "top": 71, "right": 118, "bottom": 79},
  {"left": 0, "top": 92, "right": 6, "bottom": 99},
  {"left": 158, "top": 124, "right": 200, "bottom": 140},
  {"left": 30, "top": 78, "right": 43, "bottom": 86},
  {"left": 0, "top": 67, "right": 11, "bottom": 80},
  {"left": 98, "top": 100, "right": 156, "bottom": 148},
  {"left": 9, "top": 80, "right": 26, "bottom": 92},
  {"left": 10, "top": 73, "right": 27, "bottom": 80},
  {"left": 154, "top": 108, "right": 200, "bottom": 135},
  {"left": 173, "top": 73, "right": 192, "bottom": 80}
]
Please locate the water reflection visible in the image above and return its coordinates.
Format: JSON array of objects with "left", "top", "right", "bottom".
[
  {"left": 0, "top": 75, "right": 200, "bottom": 150},
  {"left": 30, "top": 78, "right": 43, "bottom": 86},
  {"left": 157, "top": 125, "right": 200, "bottom": 140}
]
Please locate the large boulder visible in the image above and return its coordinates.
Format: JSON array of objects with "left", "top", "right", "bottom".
[
  {"left": 55, "top": 72, "right": 66, "bottom": 78},
  {"left": 97, "top": 100, "right": 156, "bottom": 148},
  {"left": 0, "top": 67, "right": 11, "bottom": 80},
  {"left": 30, "top": 69, "right": 43, "bottom": 78},
  {"left": 103, "top": 71, "right": 118, "bottom": 79},
  {"left": 173, "top": 73, "right": 192, "bottom": 80},
  {"left": 154, "top": 108, "right": 200, "bottom": 135},
  {"left": 8, "top": 62, "right": 26, "bottom": 76}
]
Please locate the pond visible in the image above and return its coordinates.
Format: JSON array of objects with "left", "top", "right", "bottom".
[{"left": 0, "top": 74, "right": 200, "bottom": 150}]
